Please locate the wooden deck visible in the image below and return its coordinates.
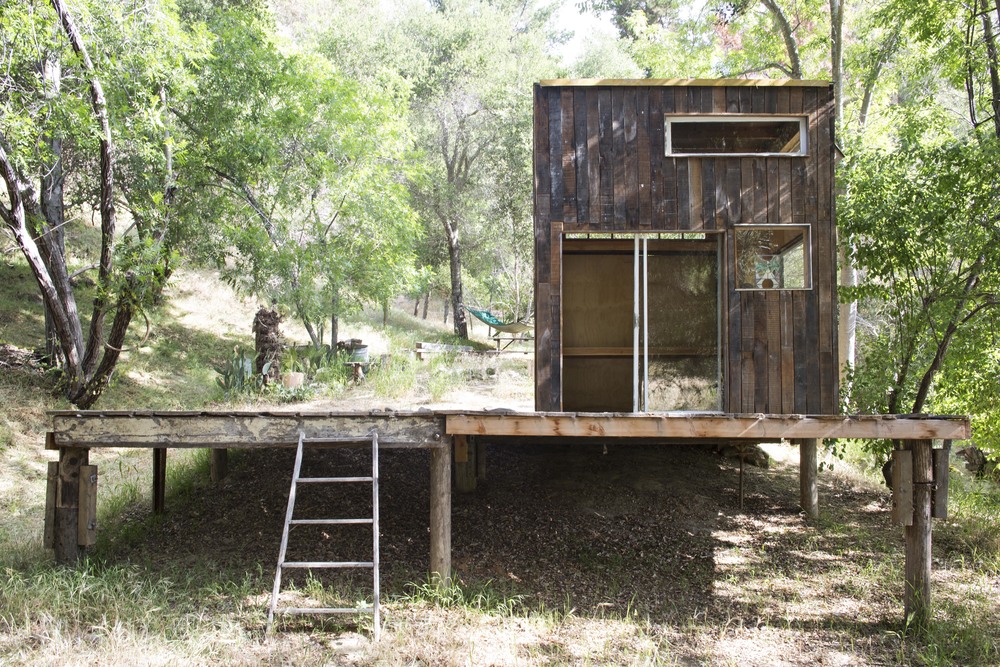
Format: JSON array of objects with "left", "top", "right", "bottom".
[
  {"left": 43, "top": 409, "right": 969, "bottom": 626},
  {"left": 47, "top": 409, "right": 970, "bottom": 448}
]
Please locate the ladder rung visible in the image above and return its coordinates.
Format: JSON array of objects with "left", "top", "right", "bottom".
[
  {"left": 290, "top": 519, "right": 372, "bottom": 526},
  {"left": 298, "top": 476, "right": 374, "bottom": 483},
  {"left": 282, "top": 561, "right": 374, "bottom": 569},
  {"left": 300, "top": 437, "right": 376, "bottom": 444},
  {"left": 275, "top": 607, "right": 374, "bottom": 615}
]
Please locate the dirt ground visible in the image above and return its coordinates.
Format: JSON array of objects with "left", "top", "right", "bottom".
[{"left": 102, "top": 435, "right": 921, "bottom": 665}]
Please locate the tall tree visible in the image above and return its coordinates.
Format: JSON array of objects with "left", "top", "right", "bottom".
[
  {"left": 402, "top": 0, "right": 557, "bottom": 338},
  {"left": 1, "top": 0, "right": 147, "bottom": 407},
  {"left": 173, "top": 3, "right": 419, "bottom": 347}
]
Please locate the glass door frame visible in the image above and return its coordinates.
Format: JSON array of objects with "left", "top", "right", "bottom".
[{"left": 630, "top": 233, "right": 723, "bottom": 414}]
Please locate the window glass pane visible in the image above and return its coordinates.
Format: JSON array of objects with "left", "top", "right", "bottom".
[
  {"left": 668, "top": 118, "right": 804, "bottom": 155},
  {"left": 735, "top": 227, "right": 811, "bottom": 289}
]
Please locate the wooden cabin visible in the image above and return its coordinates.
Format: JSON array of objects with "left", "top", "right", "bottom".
[{"left": 533, "top": 79, "right": 837, "bottom": 414}]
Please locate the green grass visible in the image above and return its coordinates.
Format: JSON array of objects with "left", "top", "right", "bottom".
[{"left": 2, "top": 256, "right": 1000, "bottom": 665}]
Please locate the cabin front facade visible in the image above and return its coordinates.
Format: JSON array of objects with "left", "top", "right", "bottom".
[{"left": 533, "top": 79, "right": 838, "bottom": 415}]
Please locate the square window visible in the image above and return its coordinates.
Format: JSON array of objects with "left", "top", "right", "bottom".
[{"left": 735, "top": 226, "right": 811, "bottom": 290}]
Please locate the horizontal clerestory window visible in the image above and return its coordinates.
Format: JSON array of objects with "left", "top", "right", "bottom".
[{"left": 666, "top": 115, "right": 808, "bottom": 156}]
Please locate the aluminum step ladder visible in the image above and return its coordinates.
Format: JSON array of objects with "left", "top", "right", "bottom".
[{"left": 267, "top": 430, "right": 380, "bottom": 638}]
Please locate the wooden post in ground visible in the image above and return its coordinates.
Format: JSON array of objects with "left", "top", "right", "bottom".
[
  {"left": 905, "top": 439, "right": 933, "bottom": 628},
  {"left": 429, "top": 445, "right": 452, "bottom": 587},
  {"left": 78, "top": 464, "right": 98, "bottom": 548},
  {"left": 210, "top": 449, "right": 228, "bottom": 483},
  {"left": 475, "top": 439, "right": 487, "bottom": 481},
  {"left": 453, "top": 435, "right": 477, "bottom": 493},
  {"left": 153, "top": 448, "right": 167, "bottom": 514},
  {"left": 799, "top": 438, "right": 819, "bottom": 520},
  {"left": 52, "top": 446, "right": 88, "bottom": 563}
]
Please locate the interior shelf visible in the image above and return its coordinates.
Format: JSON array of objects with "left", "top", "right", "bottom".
[{"left": 563, "top": 346, "right": 715, "bottom": 357}]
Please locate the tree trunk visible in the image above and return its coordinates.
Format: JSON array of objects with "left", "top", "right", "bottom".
[
  {"left": 981, "top": 0, "right": 1000, "bottom": 139},
  {"left": 40, "top": 54, "right": 66, "bottom": 364},
  {"left": 330, "top": 290, "right": 339, "bottom": 348},
  {"left": 761, "top": 0, "right": 803, "bottom": 79},
  {"left": 413, "top": 298, "right": 420, "bottom": 317},
  {"left": 830, "top": 0, "right": 843, "bottom": 121},
  {"left": 422, "top": 292, "right": 429, "bottom": 319},
  {"left": 830, "top": 0, "right": 856, "bottom": 383},
  {"left": 2, "top": 1, "right": 133, "bottom": 408},
  {"left": 443, "top": 298, "right": 449, "bottom": 324},
  {"left": 444, "top": 220, "right": 468, "bottom": 338},
  {"left": 837, "top": 255, "right": 858, "bottom": 379}
]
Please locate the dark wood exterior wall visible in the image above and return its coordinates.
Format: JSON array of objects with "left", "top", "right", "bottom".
[{"left": 533, "top": 79, "right": 838, "bottom": 414}]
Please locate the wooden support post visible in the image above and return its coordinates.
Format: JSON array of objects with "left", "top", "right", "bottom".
[
  {"left": 429, "top": 445, "right": 452, "bottom": 587},
  {"left": 932, "top": 441, "right": 950, "bottom": 520},
  {"left": 210, "top": 449, "right": 228, "bottom": 483},
  {"left": 905, "top": 439, "right": 933, "bottom": 629},
  {"left": 53, "top": 447, "right": 88, "bottom": 563},
  {"left": 78, "top": 465, "right": 98, "bottom": 546},
  {"left": 453, "top": 435, "right": 477, "bottom": 493},
  {"left": 891, "top": 447, "right": 914, "bottom": 526},
  {"left": 475, "top": 439, "right": 487, "bottom": 481},
  {"left": 153, "top": 448, "right": 167, "bottom": 514},
  {"left": 43, "top": 461, "right": 58, "bottom": 549},
  {"left": 799, "top": 438, "right": 818, "bottom": 520}
]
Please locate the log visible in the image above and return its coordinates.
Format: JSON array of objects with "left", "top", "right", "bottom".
[
  {"left": 416, "top": 341, "right": 473, "bottom": 361},
  {"left": 799, "top": 438, "right": 818, "bottom": 520},
  {"left": 429, "top": 446, "right": 452, "bottom": 587},
  {"left": 904, "top": 440, "right": 933, "bottom": 629}
]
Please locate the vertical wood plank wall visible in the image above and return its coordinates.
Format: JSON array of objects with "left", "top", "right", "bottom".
[{"left": 533, "top": 81, "right": 838, "bottom": 414}]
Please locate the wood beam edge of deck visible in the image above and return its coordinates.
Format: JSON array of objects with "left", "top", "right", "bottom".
[{"left": 444, "top": 413, "right": 971, "bottom": 441}]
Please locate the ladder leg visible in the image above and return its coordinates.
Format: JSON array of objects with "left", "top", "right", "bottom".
[
  {"left": 268, "top": 430, "right": 307, "bottom": 632},
  {"left": 371, "top": 431, "right": 380, "bottom": 641}
]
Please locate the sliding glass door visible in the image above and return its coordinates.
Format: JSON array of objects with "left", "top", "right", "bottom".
[{"left": 562, "top": 234, "right": 720, "bottom": 413}]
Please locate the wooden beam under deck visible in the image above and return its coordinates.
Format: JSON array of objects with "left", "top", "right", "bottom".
[
  {"left": 445, "top": 412, "right": 970, "bottom": 441},
  {"left": 48, "top": 411, "right": 446, "bottom": 449}
]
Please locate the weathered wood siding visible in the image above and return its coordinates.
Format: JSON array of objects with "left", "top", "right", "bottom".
[{"left": 534, "top": 80, "right": 838, "bottom": 414}]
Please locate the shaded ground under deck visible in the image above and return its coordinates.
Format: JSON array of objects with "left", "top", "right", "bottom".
[{"left": 44, "top": 409, "right": 969, "bottom": 624}]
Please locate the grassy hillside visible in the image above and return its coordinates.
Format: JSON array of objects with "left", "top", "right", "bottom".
[{"left": 1, "top": 254, "right": 998, "bottom": 666}]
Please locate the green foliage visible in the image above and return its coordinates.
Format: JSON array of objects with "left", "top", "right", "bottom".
[
  {"left": 841, "top": 128, "right": 1000, "bottom": 454},
  {"left": 265, "top": 381, "right": 315, "bottom": 404},
  {"left": 170, "top": 2, "right": 421, "bottom": 346},
  {"left": 401, "top": 577, "right": 525, "bottom": 616},
  {"left": 370, "top": 354, "right": 418, "bottom": 399},
  {"left": 282, "top": 345, "right": 332, "bottom": 376},
  {"left": 214, "top": 346, "right": 270, "bottom": 398}
]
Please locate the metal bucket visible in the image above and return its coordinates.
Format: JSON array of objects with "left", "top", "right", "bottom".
[{"left": 347, "top": 344, "right": 369, "bottom": 363}]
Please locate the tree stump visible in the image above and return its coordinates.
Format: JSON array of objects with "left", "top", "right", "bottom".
[{"left": 252, "top": 307, "right": 282, "bottom": 381}]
